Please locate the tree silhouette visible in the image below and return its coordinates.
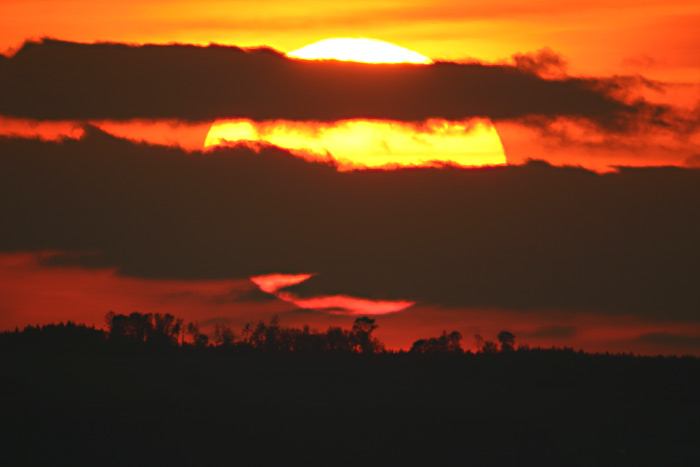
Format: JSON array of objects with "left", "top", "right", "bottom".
[
  {"left": 214, "top": 324, "right": 235, "bottom": 347},
  {"left": 245, "top": 320, "right": 269, "bottom": 350},
  {"left": 352, "top": 317, "right": 378, "bottom": 335},
  {"left": 474, "top": 334, "right": 484, "bottom": 352},
  {"left": 151, "top": 313, "right": 183, "bottom": 346},
  {"left": 130, "top": 312, "right": 152, "bottom": 343},
  {"left": 105, "top": 311, "right": 150, "bottom": 343},
  {"left": 105, "top": 311, "right": 183, "bottom": 347},
  {"left": 498, "top": 331, "right": 516, "bottom": 352},
  {"left": 445, "top": 331, "right": 463, "bottom": 352},
  {"left": 350, "top": 317, "right": 382, "bottom": 353},
  {"left": 18, "top": 311, "right": 396, "bottom": 355},
  {"left": 186, "top": 321, "right": 200, "bottom": 345},
  {"left": 194, "top": 333, "right": 209, "bottom": 348},
  {"left": 410, "top": 330, "right": 463, "bottom": 354},
  {"left": 325, "top": 326, "right": 354, "bottom": 353}
]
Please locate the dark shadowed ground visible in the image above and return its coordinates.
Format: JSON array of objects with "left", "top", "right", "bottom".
[{"left": 2, "top": 350, "right": 698, "bottom": 466}]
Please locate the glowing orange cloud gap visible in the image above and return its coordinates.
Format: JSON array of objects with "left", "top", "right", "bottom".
[
  {"left": 205, "top": 118, "right": 507, "bottom": 170},
  {"left": 251, "top": 273, "right": 414, "bottom": 315}
]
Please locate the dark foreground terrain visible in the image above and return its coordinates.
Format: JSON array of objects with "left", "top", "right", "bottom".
[{"left": 2, "top": 349, "right": 699, "bottom": 466}]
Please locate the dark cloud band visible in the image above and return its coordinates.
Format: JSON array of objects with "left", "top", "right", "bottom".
[
  {"left": 0, "top": 39, "right": 647, "bottom": 126},
  {"left": 1, "top": 128, "right": 698, "bottom": 320}
]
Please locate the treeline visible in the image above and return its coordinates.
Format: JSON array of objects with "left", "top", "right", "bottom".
[
  {"left": 409, "top": 330, "right": 518, "bottom": 354},
  {"left": 103, "top": 311, "right": 385, "bottom": 354},
  {"left": 0, "top": 310, "right": 530, "bottom": 356},
  {"left": 0, "top": 321, "right": 106, "bottom": 352},
  {"left": 1, "top": 312, "right": 387, "bottom": 354},
  {"left": 3, "top": 311, "right": 695, "bottom": 359}
]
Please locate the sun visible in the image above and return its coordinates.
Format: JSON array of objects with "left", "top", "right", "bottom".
[
  {"left": 205, "top": 119, "right": 506, "bottom": 170},
  {"left": 287, "top": 38, "right": 433, "bottom": 64},
  {"left": 205, "top": 38, "right": 506, "bottom": 170}
]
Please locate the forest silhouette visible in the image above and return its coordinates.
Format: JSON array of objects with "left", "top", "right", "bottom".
[
  {"left": 1, "top": 312, "right": 485, "bottom": 355},
  {"left": 3, "top": 311, "right": 700, "bottom": 360},
  {"left": 1, "top": 310, "right": 603, "bottom": 356},
  {"left": 3, "top": 313, "right": 699, "bottom": 466}
]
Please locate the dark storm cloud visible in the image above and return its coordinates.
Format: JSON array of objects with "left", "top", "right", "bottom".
[
  {"left": 1, "top": 129, "right": 699, "bottom": 321},
  {"left": 0, "top": 38, "right": 658, "bottom": 128}
]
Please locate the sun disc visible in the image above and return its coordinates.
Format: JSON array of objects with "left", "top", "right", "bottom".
[
  {"left": 205, "top": 119, "right": 506, "bottom": 169},
  {"left": 287, "top": 38, "right": 432, "bottom": 64}
]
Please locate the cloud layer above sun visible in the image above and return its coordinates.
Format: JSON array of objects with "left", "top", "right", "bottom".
[
  {"left": 3, "top": 39, "right": 696, "bottom": 172},
  {"left": 0, "top": 39, "right": 653, "bottom": 126}
]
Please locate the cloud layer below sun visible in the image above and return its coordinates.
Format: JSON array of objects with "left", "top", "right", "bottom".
[
  {"left": 1, "top": 128, "right": 698, "bottom": 321},
  {"left": 1, "top": 130, "right": 699, "bottom": 354}
]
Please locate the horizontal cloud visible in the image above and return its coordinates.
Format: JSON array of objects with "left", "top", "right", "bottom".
[
  {"left": 0, "top": 39, "right": 657, "bottom": 128},
  {"left": 1, "top": 128, "right": 698, "bottom": 321}
]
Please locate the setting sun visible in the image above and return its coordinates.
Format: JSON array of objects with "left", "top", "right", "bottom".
[
  {"left": 287, "top": 38, "right": 433, "bottom": 64},
  {"left": 205, "top": 119, "right": 506, "bottom": 169},
  {"left": 208, "top": 38, "right": 502, "bottom": 170}
]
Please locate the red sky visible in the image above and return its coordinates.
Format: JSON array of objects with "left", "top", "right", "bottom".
[
  {"left": 3, "top": 252, "right": 698, "bottom": 354},
  {"left": 3, "top": 0, "right": 699, "bottom": 80},
  {"left": 1, "top": 1, "right": 699, "bottom": 355}
]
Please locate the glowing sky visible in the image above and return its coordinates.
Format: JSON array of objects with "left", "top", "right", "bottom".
[
  {"left": 204, "top": 119, "right": 506, "bottom": 169},
  {"left": 3, "top": 0, "right": 699, "bottom": 81},
  {"left": 1, "top": 0, "right": 699, "bottom": 355},
  {"left": 250, "top": 273, "right": 414, "bottom": 315}
]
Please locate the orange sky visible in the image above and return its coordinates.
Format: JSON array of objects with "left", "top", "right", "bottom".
[
  {"left": 2, "top": 0, "right": 699, "bottom": 81},
  {"left": 1, "top": 1, "right": 699, "bottom": 354},
  {"left": 2, "top": 0, "right": 698, "bottom": 171}
]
